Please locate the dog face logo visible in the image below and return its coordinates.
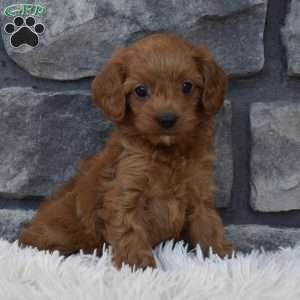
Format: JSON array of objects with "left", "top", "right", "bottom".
[{"left": 2, "top": 4, "right": 46, "bottom": 48}]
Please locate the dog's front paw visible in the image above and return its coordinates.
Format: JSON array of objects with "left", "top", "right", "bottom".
[
  {"left": 215, "top": 241, "right": 234, "bottom": 258},
  {"left": 113, "top": 250, "right": 156, "bottom": 270}
]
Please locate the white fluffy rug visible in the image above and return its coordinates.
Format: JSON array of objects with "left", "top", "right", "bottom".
[{"left": 1, "top": 239, "right": 300, "bottom": 300}]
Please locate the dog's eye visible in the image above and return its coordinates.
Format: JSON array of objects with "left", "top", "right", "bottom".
[
  {"left": 135, "top": 85, "right": 148, "bottom": 98},
  {"left": 182, "top": 81, "right": 193, "bottom": 94}
]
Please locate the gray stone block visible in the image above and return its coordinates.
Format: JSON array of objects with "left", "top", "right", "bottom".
[
  {"left": 0, "top": 209, "right": 35, "bottom": 242},
  {"left": 215, "top": 100, "right": 233, "bottom": 207},
  {"left": 226, "top": 225, "right": 300, "bottom": 252},
  {"left": 282, "top": 0, "right": 300, "bottom": 77},
  {"left": 0, "top": 87, "right": 111, "bottom": 196},
  {"left": 0, "top": 0, "right": 267, "bottom": 80},
  {"left": 0, "top": 87, "right": 232, "bottom": 206},
  {"left": 250, "top": 102, "right": 300, "bottom": 212}
]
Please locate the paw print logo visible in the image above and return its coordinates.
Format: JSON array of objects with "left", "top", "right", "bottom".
[{"left": 4, "top": 16, "right": 45, "bottom": 48}]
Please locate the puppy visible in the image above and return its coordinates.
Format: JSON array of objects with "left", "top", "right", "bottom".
[{"left": 19, "top": 33, "right": 233, "bottom": 269}]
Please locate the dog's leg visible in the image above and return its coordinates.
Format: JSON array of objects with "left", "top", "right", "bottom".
[
  {"left": 18, "top": 151, "right": 112, "bottom": 255},
  {"left": 19, "top": 190, "right": 101, "bottom": 256},
  {"left": 109, "top": 206, "right": 156, "bottom": 269},
  {"left": 104, "top": 190, "right": 155, "bottom": 269},
  {"left": 98, "top": 154, "right": 157, "bottom": 269},
  {"left": 184, "top": 201, "right": 233, "bottom": 257}
]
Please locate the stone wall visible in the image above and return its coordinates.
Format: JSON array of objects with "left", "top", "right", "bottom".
[{"left": 1, "top": 0, "right": 300, "bottom": 251}]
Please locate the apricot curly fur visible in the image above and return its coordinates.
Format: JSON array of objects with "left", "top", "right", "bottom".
[{"left": 19, "top": 34, "right": 233, "bottom": 269}]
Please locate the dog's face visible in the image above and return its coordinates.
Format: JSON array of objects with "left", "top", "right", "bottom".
[{"left": 92, "top": 34, "right": 227, "bottom": 146}]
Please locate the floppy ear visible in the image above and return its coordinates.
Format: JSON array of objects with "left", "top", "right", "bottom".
[
  {"left": 193, "top": 47, "right": 227, "bottom": 115},
  {"left": 91, "top": 48, "right": 127, "bottom": 122}
]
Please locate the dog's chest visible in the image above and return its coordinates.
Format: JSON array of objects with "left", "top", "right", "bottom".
[{"left": 143, "top": 157, "right": 189, "bottom": 241}]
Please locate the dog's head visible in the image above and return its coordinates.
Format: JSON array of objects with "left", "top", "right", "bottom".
[{"left": 92, "top": 34, "right": 227, "bottom": 146}]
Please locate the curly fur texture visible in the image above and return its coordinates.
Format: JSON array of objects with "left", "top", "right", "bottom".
[{"left": 19, "top": 33, "right": 233, "bottom": 269}]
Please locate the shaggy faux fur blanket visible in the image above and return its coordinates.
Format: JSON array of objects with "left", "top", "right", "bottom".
[{"left": 0, "top": 239, "right": 300, "bottom": 300}]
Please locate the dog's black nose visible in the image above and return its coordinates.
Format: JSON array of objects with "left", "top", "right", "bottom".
[{"left": 156, "top": 112, "right": 178, "bottom": 129}]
